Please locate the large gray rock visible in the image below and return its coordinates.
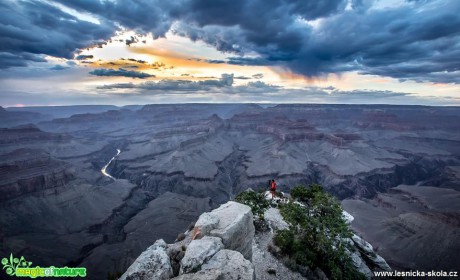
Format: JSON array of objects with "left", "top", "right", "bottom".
[
  {"left": 194, "top": 212, "right": 220, "bottom": 237},
  {"left": 172, "top": 269, "right": 223, "bottom": 280},
  {"left": 206, "top": 201, "right": 255, "bottom": 260},
  {"left": 202, "top": 249, "right": 255, "bottom": 280},
  {"left": 119, "top": 239, "right": 173, "bottom": 280},
  {"left": 342, "top": 210, "right": 354, "bottom": 225},
  {"left": 264, "top": 208, "right": 289, "bottom": 230},
  {"left": 352, "top": 234, "right": 392, "bottom": 272},
  {"left": 348, "top": 249, "right": 373, "bottom": 279},
  {"left": 180, "top": 236, "right": 224, "bottom": 274}
]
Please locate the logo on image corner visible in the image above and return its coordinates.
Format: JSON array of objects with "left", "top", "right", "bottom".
[{"left": 2, "top": 253, "right": 86, "bottom": 278}]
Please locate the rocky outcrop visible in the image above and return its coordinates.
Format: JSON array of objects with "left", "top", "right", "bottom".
[
  {"left": 180, "top": 236, "right": 224, "bottom": 274},
  {"left": 348, "top": 249, "right": 373, "bottom": 279},
  {"left": 119, "top": 201, "right": 255, "bottom": 280},
  {"left": 262, "top": 201, "right": 391, "bottom": 280},
  {"left": 171, "top": 269, "right": 223, "bottom": 280},
  {"left": 264, "top": 207, "right": 289, "bottom": 231},
  {"left": 119, "top": 239, "right": 173, "bottom": 280},
  {"left": 204, "top": 201, "right": 255, "bottom": 260},
  {"left": 120, "top": 196, "right": 392, "bottom": 280},
  {"left": 203, "top": 250, "right": 254, "bottom": 279},
  {"left": 194, "top": 213, "right": 220, "bottom": 237},
  {"left": 342, "top": 211, "right": 391, "bottom": 277},
  {"left": 174, "top": 250, "right": 254, "bottom": 280},
  {"left": 351, "top": 234, "right": 392, "bottom": 272}
]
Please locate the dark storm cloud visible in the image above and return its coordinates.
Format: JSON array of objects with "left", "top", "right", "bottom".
[
  {"left": 76, "top": 55, "right": 94, "bottom": 60},
  {"left": 127, "top": 58, "right": 147, "bottom": 64},
  {"left": 89, "top": 68, "right": 154, "bottom": 79},
  {"left": 0, "top": 0, "right": 114, "bottom": 68},
  {"left": 3, "top": 0, "right": 460, "bottom": 85},
  {"left": 286, "top": 1, "right": 460, "bottom": 83},
  {"left": 0, "top": 52, "right": 46, "bottom": 69},
  {"left": 98, "top": 74, "right": 235, "bottom": 92},
  {"left": 54, "top": 0, "right": 175, "bottom": 37},
  {"left": 169, "top": 0, "right": 460, "bottom": 83},
  {"left": 234, "top": 76, "right": 251, "bottom": 80}
]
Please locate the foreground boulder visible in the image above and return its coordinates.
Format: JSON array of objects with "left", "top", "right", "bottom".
[
  {"left": 202, "top": 250, "right": 255, "bottom": 279},
  {"left": 194, "top": 213, "right": 220, "bottom": 237},
  {"left": 180, "top": 236, "right": 224, "bottom": 274},
  {"left": 119, "top": 239, "right": 173, "bottom": 280},
  {"left": 203, "top": 201, "right": 255, "bottom": 260},
  {"left": 119, "top": 201, "right": 255, "bottom": 280},
  {"left": 171, "top": 269, "right": 223, "bottom": 280},
  {"left": 174, "top": 249, "right": 255, "bottom": 280}
]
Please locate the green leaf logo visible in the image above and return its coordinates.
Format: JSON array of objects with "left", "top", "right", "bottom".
[{"left": 2, "top": 253, "right": 33, "bottom": 276}]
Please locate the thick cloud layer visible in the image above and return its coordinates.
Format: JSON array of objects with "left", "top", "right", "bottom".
[
  {"left": 2, "top": 0, "right": 460, "bottom": 84},
  {"left": 89, "top": 68, "right": 154, "bottom": 79},
  {"left": 95, "top": 75, "right": 414, "bottom": 104},
  {"left": 175, "top": 0, "right": 460, "bottom": 83},
  {"left": 98, "top": 74, "right": 234, "bottom": 91},
  {"left": 0, "top": 0, "right": 114, "bottom": 67}
]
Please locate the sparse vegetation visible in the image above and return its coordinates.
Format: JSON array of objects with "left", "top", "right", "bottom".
[
  {"left": 235, "top": 189, "right": 270, "bottom": 220},
  {"left": 275, "top": 184, "right": 366, "bottom": 280}
]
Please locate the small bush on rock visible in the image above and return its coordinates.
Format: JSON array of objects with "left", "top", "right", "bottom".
[
  {"left": 275, "top": 184, "right": 366, "bottom": 280},
  {"left": 235, "top": 189, "right": 270, "bottom": 220}
]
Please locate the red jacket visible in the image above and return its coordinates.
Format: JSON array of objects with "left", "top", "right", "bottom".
[{"left": 271, "top": 181, "right": 277, "bottom": 191}]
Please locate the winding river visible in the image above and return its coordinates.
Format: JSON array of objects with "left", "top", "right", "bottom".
[{"left": 101, "top": 149, "right": 121, "bottom": 180}]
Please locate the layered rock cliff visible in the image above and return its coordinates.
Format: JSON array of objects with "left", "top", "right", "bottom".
[{"left": 0, "top": 148, "right": 74, "bottom": 202}]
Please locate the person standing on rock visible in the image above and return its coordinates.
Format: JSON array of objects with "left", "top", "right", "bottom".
[{"left": 270, "top": 179, "right": 277, "bottom": 198}]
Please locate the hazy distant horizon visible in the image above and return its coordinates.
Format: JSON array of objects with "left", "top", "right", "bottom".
[{"left": 4, "top": 102, "right": 460, "bottom": 109}]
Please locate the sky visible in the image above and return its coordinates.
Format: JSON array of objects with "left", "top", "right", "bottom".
[{"left": 0, "top": 0, "right": 459, "bottom": 106}]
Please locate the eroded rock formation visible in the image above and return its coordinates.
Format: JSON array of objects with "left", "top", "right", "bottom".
[{"left": 120, "top": 201, "right": 256, "bottom": 280}]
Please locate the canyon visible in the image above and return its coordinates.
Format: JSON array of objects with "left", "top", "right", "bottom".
[{"left": 1, "top": 104, "right": 459, "bottom": 279}]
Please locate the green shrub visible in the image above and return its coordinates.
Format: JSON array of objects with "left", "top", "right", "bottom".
[
  {"left": 275, "top": 184, "right": 365, "bottom": 280},
  {"left": 290, "top": 184, "right": 323, "bottom": 203},
  {"left": 273, "top": 229, "right": 294, "bottom": 253},
  {"left": 235, "top": 190, "right": 270, "bottom": 220}
]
